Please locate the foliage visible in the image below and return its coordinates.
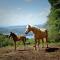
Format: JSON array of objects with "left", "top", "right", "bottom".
[
  {"left": 0, "top": 34, "right": 13, "bottom": 47},
  {"left": 48, "top": 0, "right": 59, "bottom": 6},
  {"left": 47, "top": 0, "right": 60, "bottom": 42}
]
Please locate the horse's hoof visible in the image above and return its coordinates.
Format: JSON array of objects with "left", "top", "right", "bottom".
[{"left": 47, "top": 47, "right": 49, "bottom": 48}]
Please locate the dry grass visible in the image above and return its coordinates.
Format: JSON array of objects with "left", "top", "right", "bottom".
[{"left": 0, "top": 44, "right": 60, "bottom": 60}]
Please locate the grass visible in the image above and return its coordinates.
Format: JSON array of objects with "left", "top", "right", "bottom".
[{"left": 0, "top": 34, "right": 60, "bottom": 48}]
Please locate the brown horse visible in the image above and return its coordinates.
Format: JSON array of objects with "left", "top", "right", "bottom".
[
  {"left": 25, "top": 25, "right": 48, "bottom": 50},
  {"left": 9, "top": 32, "right": 26, "bottom": 50}
]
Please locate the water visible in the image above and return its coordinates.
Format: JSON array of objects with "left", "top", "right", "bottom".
[{"left": 26, "top": 35, "right": 34, "bottom": 39}]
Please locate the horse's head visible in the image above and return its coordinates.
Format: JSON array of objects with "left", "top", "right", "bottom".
[
  {"left": 9, "top": 32, "right": 13, "bottom": 38},
  {"left": 25, "top": 25, "right": 32, "bottom": 34}
]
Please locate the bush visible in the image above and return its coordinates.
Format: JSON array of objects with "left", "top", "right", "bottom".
[{"left": 0, "top": 34, "right": 13, "bottom": 47}]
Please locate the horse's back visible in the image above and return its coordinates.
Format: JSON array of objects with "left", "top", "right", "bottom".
[
  {"left": 35, "top": 28, "right": 48, "bottom": 38},
  {"left": 18, "top": 35, "right": 26, "bottom": 40},
  {"left": 33, "top": 26, "right": 47, "bottom": 32},
  {"left": 39, "top": 28, "right": 47, "bottom": 32},
  {"left": 40, "top": 28, "right": 48, "bottom": 38}
]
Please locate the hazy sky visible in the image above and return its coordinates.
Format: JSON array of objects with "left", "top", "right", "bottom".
[{"left": 0, "top": 0, "right": 50, "bottom": 26}]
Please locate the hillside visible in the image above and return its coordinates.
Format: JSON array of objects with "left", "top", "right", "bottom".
[{"left": 0, "top": 25, "right": 44, "bottom": 35}]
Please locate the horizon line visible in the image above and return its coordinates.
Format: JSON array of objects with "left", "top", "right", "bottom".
[{"left": 0, "top": 24, "right": 45, "bottom": 27}]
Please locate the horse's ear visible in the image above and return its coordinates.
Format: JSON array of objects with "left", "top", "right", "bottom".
[
  {"left": 10, "top": 32, "right": 12, "bottom": 34},
  {"left": 28, "top": 25, "right": 31, "bottom": 27}
]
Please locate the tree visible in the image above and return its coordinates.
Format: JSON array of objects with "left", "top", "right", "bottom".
[{"left": 47, "top": 0, "right": 60, "bottom": 42}]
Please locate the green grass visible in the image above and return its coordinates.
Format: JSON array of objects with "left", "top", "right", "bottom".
[{"left": 0, "top": 34, "right": 60, "bottom": 47}]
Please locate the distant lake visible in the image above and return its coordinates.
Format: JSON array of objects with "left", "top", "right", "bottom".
[{"left": 26, "top": 35, "right": 34, "bottom": 39}]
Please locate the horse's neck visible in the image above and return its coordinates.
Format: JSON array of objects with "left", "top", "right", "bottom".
[
  {"left": 12, "top": 33, "right": 17, "bottom": 38},
  {"left": 31, "top": 27, "right": 41, "bottom": 34}
]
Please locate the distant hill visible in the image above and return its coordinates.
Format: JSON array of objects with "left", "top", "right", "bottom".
[{"left": 0, "top": 25, "right": 45, "bottom": 35}]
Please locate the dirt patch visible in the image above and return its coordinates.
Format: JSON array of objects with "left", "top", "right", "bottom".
[{"left": 0, "top": 45, "right": 60, "bottom": 60}]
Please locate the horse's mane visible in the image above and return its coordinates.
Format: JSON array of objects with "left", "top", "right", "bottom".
[
  {"left": 11, "top": 33, "right": 17, "bottom": 37},
  {"left": 31, "top": 26, "right": 47, "bottom": 32},
  {"left": 26, "top": 25, "right": 47, "bottom": 32},
  {"left": 32, "top": 26, "right": 40, "bottom": 30}
]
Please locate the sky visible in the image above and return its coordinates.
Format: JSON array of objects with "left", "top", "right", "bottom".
[{"left": 0, "top": 0, "right": 50, "bottom": 26}]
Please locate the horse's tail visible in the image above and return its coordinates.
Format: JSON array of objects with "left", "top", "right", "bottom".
[
  {"left": 45, "top": 30, "right": 48, "bottom": 48},
  {"left": 45, "top": 30, "right": 48, "bottom": 37}
]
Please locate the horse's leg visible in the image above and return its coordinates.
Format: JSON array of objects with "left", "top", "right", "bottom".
[
  {"left": 42, "top": 38, "right": 44, "bottom": 48},
  {"left": 46, "top": 36, "right": 48, "bottom": 48},
  {"left": 14, "top": 41, "right": 16, "bottom": 51},
  {"left": 34, "top": 39, "right": 37, "bottom": 50},
  {"left": 37, "top": 39, "right": 40, "bottom": 48},
  {"left": 24, "top": 37, "right": 26, "bottom": 46},
  {"left": 23, "top": 39, "right": 26, "bottom": 50}
]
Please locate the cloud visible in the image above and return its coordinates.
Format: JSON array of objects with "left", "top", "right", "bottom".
[
  {"left": 17, "top": 8, "right": 22, "bottom": 10},
  {"left": 0, "top": 7, "right": 50, "bottom": 26},
  {"left": 39, "top": 8, "right": 50, "bottom": 17},
  {"left": 0, "top": 8, "right": 23, "bottom": 26},
  {"left": 38, "top": 8, "right": 50, "bottom": 24}
]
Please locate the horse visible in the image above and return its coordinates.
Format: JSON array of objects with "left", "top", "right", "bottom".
[
  {"left": 9, "top": 32, "right": 26, "bottom": 50},
  {"left": 25, "top": 25, "right": 48, "bottom": 50}
]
